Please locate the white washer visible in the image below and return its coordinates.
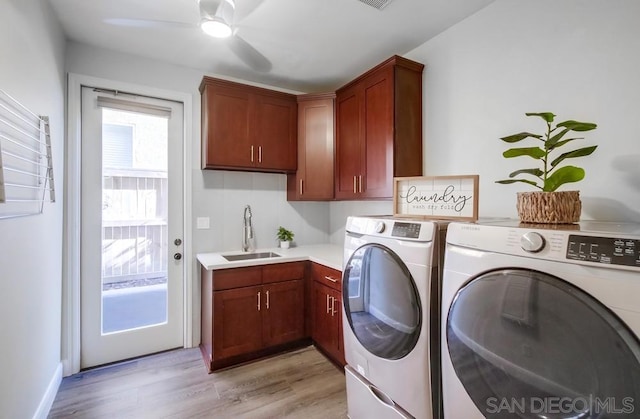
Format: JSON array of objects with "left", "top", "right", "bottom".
[
  {"left": 441, "top": 220, "right": 640, "bottom": 418},
  {"left": 342, "top": 216, "right": 447, "bottom": 419}
]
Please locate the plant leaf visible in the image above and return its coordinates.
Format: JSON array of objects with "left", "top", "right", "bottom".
[
  {"left": 556, "top": 120, "right": 597, "bottom": 132},
  {"left": 546, "top": 128, "right": 571, "bottom": 148},
  {"left": 503, "top": 147, "right": 546, "bottom": 159},
  {"left": 500, "top": 132, "right": 543, "bottom": 143},
  {"left": 543, "top": 166, "right": 585, "bottom": 192},
  {"left": 525, "top": 112, "right": 555, "bottom": 123},
  {"left": 508, "top": 168, "right": 544, "bottom": 178},
  {"left": 550, "top": 145, "right": 598, "bottom": 168},
  {"left": 496, "top": 179, "right": 542, "bottom": 189},
  {"left": 548, "top": 137, "right": 582, "bottom": 151}
]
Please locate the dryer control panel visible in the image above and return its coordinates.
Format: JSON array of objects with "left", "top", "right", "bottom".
[{"left": 566, "top": 235, "right": 640, "bottom": 267}]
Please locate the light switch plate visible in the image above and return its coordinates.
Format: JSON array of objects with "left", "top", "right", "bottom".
[{"left": 196, "top": 217, "right": 210, "bottom": 230}]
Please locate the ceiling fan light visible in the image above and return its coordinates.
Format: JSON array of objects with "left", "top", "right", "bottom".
[{"left": 201, "top": 17, "right": 232, "bottom": 38}]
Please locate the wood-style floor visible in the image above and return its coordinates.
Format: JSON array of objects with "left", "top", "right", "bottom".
[{"left": 49, "top": 346, "right": 347, "bottom": 418}]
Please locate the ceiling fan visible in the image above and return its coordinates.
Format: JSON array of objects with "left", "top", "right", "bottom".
[{"left": 104, "top": 0, "right": 271, "bottom": 72}]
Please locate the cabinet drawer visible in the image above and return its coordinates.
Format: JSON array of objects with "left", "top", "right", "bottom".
[
  {"left": 263, "top": 262, "right": 305, "bottom": 284},
  {"left": 311, "top": 263, "right": 342, "bottom": 291},
  {"left": 213, "top": 266, "right": 262, "bottom": 291}
]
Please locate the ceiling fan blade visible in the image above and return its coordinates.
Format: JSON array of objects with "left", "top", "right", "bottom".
[
  {"left": 228, "top": 34, "right": 272, "bottom": 73},
  {"left": 104, "top": 18, "right": 196, "bottom": 29}
]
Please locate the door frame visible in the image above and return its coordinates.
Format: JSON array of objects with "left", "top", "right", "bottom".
[{"left": 62, "top": 73, "right": 194, "bottom": 376}]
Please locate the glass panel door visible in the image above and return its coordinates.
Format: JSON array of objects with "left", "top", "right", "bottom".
[{"left": 80, "top": 87, "right": 184, "bottom": 368}]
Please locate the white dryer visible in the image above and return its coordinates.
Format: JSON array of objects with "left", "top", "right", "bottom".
[
  {"left": 342, "top": 216, "right": 447, "bottom": 419},
  {"left": 441, "top": 220, "right": 640, "bottom": 418}
]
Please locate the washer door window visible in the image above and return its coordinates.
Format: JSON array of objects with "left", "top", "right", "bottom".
[
  {"left": 343, "top": 244, "right": 421, "bottom": 360},
  {"left": 447, "top": 269, "right": 640, "bottom": 418}
]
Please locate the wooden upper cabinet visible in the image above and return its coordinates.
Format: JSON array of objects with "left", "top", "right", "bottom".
[
  {"left": 254, "top": 94, "right": 297, "bottom": 171},
  {"left": 200, "top": 77, "right": 297, "bottom": 173},
  {"left": 335, "top": 56, "right": 424, "bottom": 200},
  {"left": 287, "top": 93, "right": 336, "bottom": 201}
]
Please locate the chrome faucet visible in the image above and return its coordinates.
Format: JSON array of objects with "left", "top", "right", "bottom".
[{"left": 242, "top": 205, "right": 254, "bottom": 252}]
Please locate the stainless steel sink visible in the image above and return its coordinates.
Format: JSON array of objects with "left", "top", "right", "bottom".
[{"left": 222, "top": 252, "right": 281, "bottom": 262}]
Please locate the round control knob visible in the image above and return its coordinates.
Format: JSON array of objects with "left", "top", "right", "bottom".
[
  {"left": 374, "top": 221, "right": 386, "bottom": 233},
  {"left": 520, "top": 232, "right": 545, "bottom": 253}
]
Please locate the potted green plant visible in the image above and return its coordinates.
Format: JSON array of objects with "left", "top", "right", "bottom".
[
  {"left": 277, "top": 226, "right": 295, "bottom": 249},
  {"left": 496, "top": 112, "right": 597, "bottom": 223}
]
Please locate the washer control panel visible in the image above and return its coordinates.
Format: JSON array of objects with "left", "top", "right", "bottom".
[
  {"left": 566, "top": 235, "right": 640, "bottom": 267},
  {"left": 391, "top": 222, "right": 422, "bottom": 239}
]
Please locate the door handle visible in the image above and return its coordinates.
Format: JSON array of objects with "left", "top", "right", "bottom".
[{"left": 173, "top": 253, "right": 182, "bottom": 260}]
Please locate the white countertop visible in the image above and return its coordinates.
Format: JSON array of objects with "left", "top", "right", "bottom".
[{"left": 197, "top": 244, "right": 344, "bottom": 271}]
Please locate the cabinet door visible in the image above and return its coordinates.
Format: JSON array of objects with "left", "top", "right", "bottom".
[
  {"left": 201, "top": 84, "right": 252, "bottom": 169},
  {"left": 287, "top": 95, "right": 335, "bottom": 201},
  {"left": 335, "top": 84, "right": 363, "bottom": 199},
  {"left": 361, "top": 65, "right": 394, "bottom": 199},
  {"left": 213, "top": 285, "right": 263, "bottom": 359},
  {"left": 312, "top": 281, "right": 336, "bottom": 354},
  {"left": 262, "top": 280, "right": 305, "bottom": 347},
  {"left": 254, "top": 94, "right": 297, "bottom": 171}
]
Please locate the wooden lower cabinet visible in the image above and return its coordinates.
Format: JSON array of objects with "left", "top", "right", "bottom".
[
  {"left": 262, "top": 280, "right": 305, "bottom": 347},
  {"left": 200, "top": 260, "right": 345, "bottom": 372},
  {"left": 201, "top": 262, "right": 307, "bottom": 372},
  {"left": 310, "top": 263, "right": 346, "bottom": 366}
]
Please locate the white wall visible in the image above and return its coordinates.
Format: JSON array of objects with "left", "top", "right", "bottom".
[
  {"left": 0, "top": 0, "right": 66, "bottom": 417},
  {"left": 405, "top": 0, "right": 640, "bottom": 222}
]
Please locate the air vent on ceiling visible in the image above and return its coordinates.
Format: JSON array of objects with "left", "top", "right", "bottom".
[{"left": 357, "top": 0, "right": 395, "bottom": 10}]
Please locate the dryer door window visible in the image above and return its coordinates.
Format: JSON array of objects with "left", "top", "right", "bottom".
[
  {"left": 446, "top": 269, "right": 640, "bottom": 418},
  {"left": 343, "top": 244, "right": 421, "bottom": 360}
]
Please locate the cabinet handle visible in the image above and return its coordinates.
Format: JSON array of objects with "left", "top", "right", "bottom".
[
  {"left": 299, "top": 179, "right": 303, "bottom": 195},
  {"left": 326, "top": 294, "right": 331, "bottom": 314},
  {"left": 250, "top": 145, "right": 254, "bottom": 163},
  {"left": 257, "top": 291, "right": 261, "bottom": 311},
  {"left": 358, "top": 175, "right": 363, "bottom": 193},
  {"left": 259, "top": 146, "right": 263, "bottom": 163},
  {"left": 324, "top": 275, "right": 338, "bottom": 283},
  {"left": 353, "top": 176, "right": 357, "bottom": 194},
  {"left": 330, "top": 296, "right": 336, "bottom": 316},
  {"left": 266, "top": 290, "right": 270, "bottom": 309}
]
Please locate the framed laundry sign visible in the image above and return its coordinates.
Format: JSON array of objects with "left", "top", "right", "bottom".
[{"left": 393, "top": 175, "right": 479, "bottom": 221}]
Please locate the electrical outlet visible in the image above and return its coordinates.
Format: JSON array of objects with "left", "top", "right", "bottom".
[{"left": 196, "top": 217, "right": 210, "bottom": 230}]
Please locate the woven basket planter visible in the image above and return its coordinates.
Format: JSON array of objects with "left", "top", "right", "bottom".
[{"left": 516, "top": 191, "right": 581, "bottom": 224}]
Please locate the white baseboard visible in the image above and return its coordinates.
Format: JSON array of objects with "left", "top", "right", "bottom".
[{"left": 33, "top": 362, "right": 62, "bottom": 419}]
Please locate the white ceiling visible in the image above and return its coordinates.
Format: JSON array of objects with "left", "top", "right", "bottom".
[{"left": 48, "top": 0, "right": 494, "bottom": 92}]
